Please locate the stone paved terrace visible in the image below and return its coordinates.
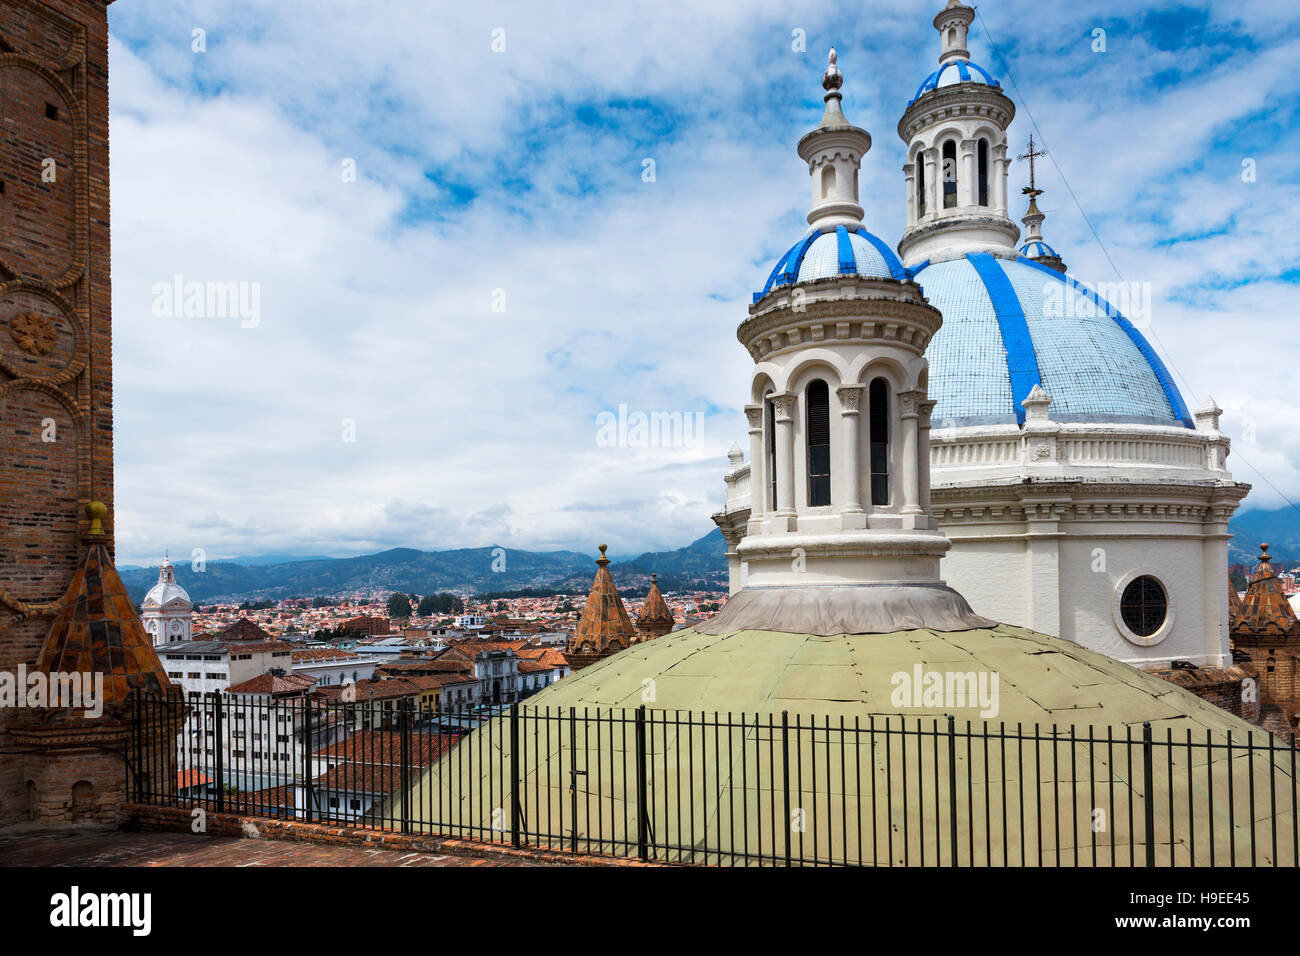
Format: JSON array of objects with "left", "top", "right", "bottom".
[{"left": 0, "top": 828, "right": 569, "bottom": 867}]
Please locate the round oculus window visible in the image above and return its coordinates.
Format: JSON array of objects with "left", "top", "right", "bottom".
[{"left": 1119, "top": 575, "right": 1167, "bottom": 638}]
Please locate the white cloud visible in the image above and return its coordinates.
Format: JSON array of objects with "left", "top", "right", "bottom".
[{"left": 106, "top": 0, "right": 1300, "bottom": 565}]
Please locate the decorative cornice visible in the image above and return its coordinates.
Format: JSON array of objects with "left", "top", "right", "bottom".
[
  {"left": 931, "top": 478, "right": 1251, "bottom": 526},
  {"left": 737, "top": 531, "right": 951, "bottom": 560},
  {"left": 742, "top": 280, "right": 941, "bottom": 361},
  {"left": 898, "top": 214, "right": 1021, "bottom": 260},
  {"left": 897, "top": 84, "right": 1016, "bottom": 144}
]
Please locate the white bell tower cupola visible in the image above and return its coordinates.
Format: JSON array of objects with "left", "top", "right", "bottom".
[
  {"left": 724, "top": 49, "right": 992, "bottom": 633},
  {"left": 896, "top": 0, "right": 1020, "bottom": 268},
  {"left": 797, "top": 49, "right": 872, "bottom": 233},
  {"left": 935, "top": 0, "right": 974, "bottom": 64}
]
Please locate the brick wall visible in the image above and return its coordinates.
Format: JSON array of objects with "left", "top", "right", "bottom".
[
  {"left": 0, "top": 0, "right": 114, "bottom": 826},
  {"left": 1146, "top": 664, "right": 1260, "bottom": 724}
]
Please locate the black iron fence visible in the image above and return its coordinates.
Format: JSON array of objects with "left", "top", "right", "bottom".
[{"left": 129, "top": 692, "right": 1299, "bottom": 866}]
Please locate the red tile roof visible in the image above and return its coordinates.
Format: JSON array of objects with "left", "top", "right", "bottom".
[
  {"left": 176, "top": 769, "right": 211, "bottom": 789},
  {"left": 313, "top": 731, "right": 457, "bottom": 795},
  {"left": 312, "top": 673, "right": 471, "bottom": 703},
  {"left": 222, "top": 618, "right": 276, "bottom": 643},
  {"left": 226, "top": 672, "right": 318, "bottom": 696},
  {"left": 292, "top": 648, "right": 361, "bottom": 662}
]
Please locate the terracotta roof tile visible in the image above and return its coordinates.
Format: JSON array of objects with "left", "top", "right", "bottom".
[
  {"left": 1233, "top": 544, "right": 1300, "bottom": 641},
  {"left": 567, "top": 545, "right": 636, "bottom": 664},
  {"left": 636, "top": 573, "right": 675, "bottom": 638},
  {"left": 226, "top": 672, "right": 318, "bottom": 696},
  {"left": 34, "top": 544, "right": 173, "bottom": 708},
  {"left": 221, "top": 618, "right": 275, "bottom": 643}
]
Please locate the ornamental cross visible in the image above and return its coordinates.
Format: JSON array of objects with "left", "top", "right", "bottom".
[{"left": 1018, "top": 135, "right": 1047, "bottom": 197}]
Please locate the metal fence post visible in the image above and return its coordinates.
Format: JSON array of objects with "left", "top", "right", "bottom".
[
  {"left": 948, "top": 715, "right": 958, "bottom": 867},
  {"left": 1142, "top": 721, "right": 1156, "bottom": 867},
  {"left": 568, "top": 706, "right": 579, "bottom": 854},
  {"left": 130, "top": 690, "right": 141, "bottom": 803},
  {"left": 400, "top": 699, "right": 412, "bottom": 833},
  {"left": 212, "top": 692, "right": 225, "bottom": 815},
  {"left": 781, "top": 710, "right": 792, "bottom": 868},
  {"left": 302, "top": 696, "right": 314, "bottom": 823},
  {"left": 509, "top": 703, "right": 521, "bottom": 847},
  {"left": 635, "top": 705, "right": 649, "bottom": 861}
]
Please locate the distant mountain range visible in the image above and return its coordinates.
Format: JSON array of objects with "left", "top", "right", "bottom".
[
  {"left": 118, "top": 504, "right": 1300, "bottom": 605},
  {"left": 120, "top": 531, "right": 730, "bottom": 604},
  {"left": 1227, "top": 506, "right": 1300, "bottom": 565}
]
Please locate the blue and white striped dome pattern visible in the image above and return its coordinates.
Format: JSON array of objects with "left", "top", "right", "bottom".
[
  {"left": 1019, "top": 240, "right": 1059, "bottom": 259},
  {"left": 914, "top": 253, "right": 1192, "bottom": 428},
  {"left": 909, "top": 59, "right": 1001, "bottom": 106},
  {"left": 755, "top": 226, "right": 905, "bottom": 302}
]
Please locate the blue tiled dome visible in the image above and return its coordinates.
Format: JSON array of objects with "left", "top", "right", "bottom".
[
  {"left": 1019, "top": 239, "right": 1059, "bottom": 259},
  {"left": 913, "top": 253, "right": 1192, "bottom": 428},
  {"left": 909, "top": 58, "right": 1000, "bottom": 106},
  {"left": 754, "top": 226, "right": 905, "bottom": 302}
]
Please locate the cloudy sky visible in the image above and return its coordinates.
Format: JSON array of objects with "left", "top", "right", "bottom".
[{"left": 105, "top": 0, "right": 1300, "bottom": 566}]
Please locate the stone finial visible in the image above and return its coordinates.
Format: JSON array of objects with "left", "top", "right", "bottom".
[
  {"left": 597, "top": 543, "right": 609, "bottom": 566},
  {"left": 728, "top": 441, "right": 744, "bottom": 468},
  {"left": 1194, "top": 395, "right": 1223, "bottom": 432},
  {"left": 814, "top": 47, "right": 851, "bottom": 130},
  {"left": 822, "top": 48, "right": 843, "bottom": 92},
  {"left": 1021, "top": 384, "right": 1054, "bottom": 423}
]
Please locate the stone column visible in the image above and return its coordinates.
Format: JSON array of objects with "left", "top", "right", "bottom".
[
  {"left": 959, "top": 139, "right": 976, "bottom": 209},
  {"left": 922, "top": 148, "right": 939, "bottom": 220},
  {"left": 903, "top": 162, "right": 917, "bottom": 228},
  {"left": 992, "top": 142, "right": 1009, "bottom": 217},
  {"left": 772, "top": 393, "right": 797, "bottom": 518},
  {"left": 899, "top": 389, "right": 924, "bottom": 515},
  {"left": 1025, "top": 500, "right": 1064, "bottom": 637},
  {"left": 744, "top": 404, "right": 766, "bottom": 519},
  {"left": 836, "top": 385, "right": 865, "bottom": 516},
  {"left": 721, "top": 525, "right": 746, "bottom": 596},
  {"left": 1202, "top": 497, "right": 1234, "bottom": 666},
  {"left": 919, "top": 398, "right": 937, "bottom": 513}
]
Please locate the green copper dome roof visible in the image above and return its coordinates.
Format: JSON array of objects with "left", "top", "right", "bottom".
[{"left": 395, "top": 622, "right": 1292, "bottom": 866}]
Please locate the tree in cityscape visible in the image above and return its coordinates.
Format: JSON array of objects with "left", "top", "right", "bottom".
[
  {"left": 386, "top": 592, "right": 414, "bottom": 619},
  {"left": 417, "top": 592, "right": 463, "bottom": 616}
]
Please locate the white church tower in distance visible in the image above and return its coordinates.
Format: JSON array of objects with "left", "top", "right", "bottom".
[{"left": 141, "top": 555, "right": 194, "bottom": 647}]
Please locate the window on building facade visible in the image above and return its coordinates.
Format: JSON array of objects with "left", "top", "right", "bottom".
[
  {"left": 806, "top": 380, "right": 831, "bottom": 507},
  {"left": 942, "top": 141, "right": 957, "bottom": 208},
  {"left": 916, "top": 154, "right": 927, "bottom": 217},
  {"left": 1119, "top": 576, "right": 1168, "bottom": 638},
  {"left": 869, "top": 379, "right": 890, "bottom": 506},
  {"left": 977, "top": 139, "right": 990, "bottom": 206},
  {"left": 766, "top": 394, "right": 778, "bottom": 510}
]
